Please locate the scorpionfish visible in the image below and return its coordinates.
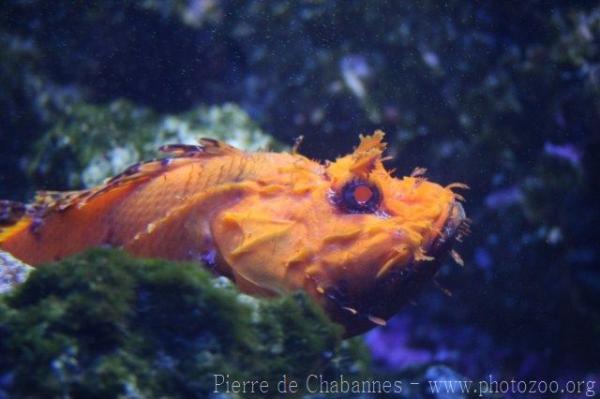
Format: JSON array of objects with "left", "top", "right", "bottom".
[{"left": 0, "top": 131, "right": 468, "bottom": 335}]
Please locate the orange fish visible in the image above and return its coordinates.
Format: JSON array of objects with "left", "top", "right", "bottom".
[{"left": 0, "top": 131, "right": 468, "bottom": 335}]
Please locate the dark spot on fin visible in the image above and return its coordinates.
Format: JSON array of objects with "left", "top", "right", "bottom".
[
  {"left": 199, "top": 137, "right": 220, "bottom": 146},
  {"left": 197, "top": 137, "right": 240, "bottom": 156},
  {"left": 80, "top": 158, "right": 181, "bottom": 207},
  {"left": 122, "top": 162, "right": 141, "bottom": 176},
  {"left": 159, "top": 138, "right": 240, "bottom": 158},
  {"left": 158, "top": 144, "right": 204, "bottom": 156},
  {"left": 34, "top": 190, "right": 84, "bottom": 212},
  {"left": 106, "top": 160, "right": 158, "bottom": 184}
]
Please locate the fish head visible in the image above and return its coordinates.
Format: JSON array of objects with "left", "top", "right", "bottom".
[
  {"left": 213, "top": 131, "right": 467, "bottom": 335},
  {"left": 311, "top": 130, "right": 467, "bottom": 334},
  {"left": 324, "top": 130, "right": 465, "bottom": 262}
]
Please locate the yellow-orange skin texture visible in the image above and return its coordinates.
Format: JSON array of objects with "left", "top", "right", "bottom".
[{"left": 0, "top": 132, "right": 459, "bottom": 335}]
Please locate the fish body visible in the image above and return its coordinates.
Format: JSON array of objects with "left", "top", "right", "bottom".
[{"left": 0, "top": 131, "right": 467, "bottom": 335}]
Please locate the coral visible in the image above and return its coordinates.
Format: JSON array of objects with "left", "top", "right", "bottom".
[
  {"left": 0, "top": 248, "right": 368, "bottom": 398},
  {"left": 0, "top": 250, "right": 33, "bottom": 294}
]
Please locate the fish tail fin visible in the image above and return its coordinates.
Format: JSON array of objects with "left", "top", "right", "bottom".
[{"left": 0, "top": 200, "right": 32, "bottom": 243}]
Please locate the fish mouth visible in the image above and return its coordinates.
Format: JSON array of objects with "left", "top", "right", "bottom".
[
  {"left": 429, "top": 201, "right": 467, "bottom": 254},
  {"left": 323, "top": 201, "right": 468, "bottom": 337}
]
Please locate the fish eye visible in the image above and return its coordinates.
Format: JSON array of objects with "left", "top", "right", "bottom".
[{"left": 339, "top": 180, "right": 381, "bottom": 213}]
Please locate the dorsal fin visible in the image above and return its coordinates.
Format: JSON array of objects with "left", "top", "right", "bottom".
[
  {"left": 159, "top": 137, "right": 240, "bottom": 157},
  {"left": 33, "top": 190, "right": 86, "bottom": 212},
  {"left": 67, "top": 159, "right": 181, "bottom": 211},
  {"left": 2, "top": 137, "right": 242, "bottom": 234},
  {"left": 85, "top": 138, "right": 239, "bottom": 205}
]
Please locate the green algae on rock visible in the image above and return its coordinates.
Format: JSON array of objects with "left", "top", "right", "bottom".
[
  {"left": 29, "top": 100, "right": 281, "bottom": 188},
  {"left": 0, "top": 248, "right": 370, "bottom": 398}
]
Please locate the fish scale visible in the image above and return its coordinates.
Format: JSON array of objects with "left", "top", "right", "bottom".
[{"left": 108, "top": 155, "right": 251, "bottom": 246}]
